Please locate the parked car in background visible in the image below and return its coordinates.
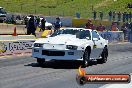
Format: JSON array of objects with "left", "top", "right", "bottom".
[{"left": 0, "top": 7, "right": 7, "bottom": 22}]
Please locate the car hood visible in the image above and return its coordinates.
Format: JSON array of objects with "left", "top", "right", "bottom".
[{"left": 35, "top": 34, "right": 88, "bottom": 46}]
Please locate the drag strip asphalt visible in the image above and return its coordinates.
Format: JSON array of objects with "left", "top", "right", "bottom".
[{"left": 0, "top": 43, "right": 132, "bottom": 88}]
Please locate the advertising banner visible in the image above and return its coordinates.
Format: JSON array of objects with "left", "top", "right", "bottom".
[
  {"left": 99, "top": 31, "right": 124, "bottom": 42},
  {"left": 0, "top": 40, "right": 35, "bottom": 56}
]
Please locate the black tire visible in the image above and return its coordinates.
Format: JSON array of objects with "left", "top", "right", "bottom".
[
  {"left": 37, "top": 58, "right": 45, "bottom": 66},
  {"left": 82, "top": 48, "right": 90, "bottom": 67},
  {"left": 98, "top": 47, "right": 108, "bottom": 64}
]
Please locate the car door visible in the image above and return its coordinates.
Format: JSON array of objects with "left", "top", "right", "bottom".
[{"left": 90, "top": 30, "right": 104, "bottom": 59}]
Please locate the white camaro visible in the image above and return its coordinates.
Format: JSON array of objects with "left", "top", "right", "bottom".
[{"left": 32, "top": 28, "right": 108, "bottom": 67}]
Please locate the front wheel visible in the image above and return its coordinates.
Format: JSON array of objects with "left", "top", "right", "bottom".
[
  {"left": 82, "top": 49, "right": 90, "bottom": 67},
  {"left": 37, "top": 58, "right": 45, "bottom": 66},
  {"left": 98, "top": 47, "right": 108, "bottom": 64}
]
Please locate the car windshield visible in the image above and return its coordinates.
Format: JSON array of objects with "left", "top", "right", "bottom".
[{"left": 50, "top": 29, "right": 91, "bottom": 39}]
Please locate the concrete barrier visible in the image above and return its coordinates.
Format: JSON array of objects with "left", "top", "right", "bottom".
[
  {"left": 0, "top": 24, "right": 26, "bottom": 35},
  {"left": 99, "top": 31, "right": 124, "bottom": 43}
]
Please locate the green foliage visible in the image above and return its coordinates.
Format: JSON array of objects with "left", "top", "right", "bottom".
[{"left": 0, "top": 0, "right": 131, "bottom": 18}]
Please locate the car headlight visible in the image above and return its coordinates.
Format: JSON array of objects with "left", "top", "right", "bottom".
[
  {"left": 34, "top": 43, "right": 43, "bottom": 47},
  {"left": 66, "top": 45, "right": 78, "bottom": 50}
]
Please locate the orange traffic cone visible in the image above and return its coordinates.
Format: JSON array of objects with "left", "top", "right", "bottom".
[{"left": 12, "top": 27, "right": 17, "bottom": 36}]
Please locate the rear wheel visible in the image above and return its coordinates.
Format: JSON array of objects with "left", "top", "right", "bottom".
[
  {"left": 82, "top": 48, "right": 90, "bottom": 67},
  {"left": 37, "top": 58, "right": 45, "bottom": 66},
  {"left": 98, "top": 47, "right": 108, "bottom": 64}
]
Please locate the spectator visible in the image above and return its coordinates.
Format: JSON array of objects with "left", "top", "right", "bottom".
[
  {"left": 111, "top": 22, "right": 119, "bottom": 31},
  {"left": 16, "top": 15, "right": 21, "bottom": 20},
  {"left": 11, "top": 15, "right": 16, "bottom": 24},
  {"left": 117, "top": 11, "right": 121, "bottom": 22},
  {"left": 99, "top": 11, "right": 103, "bottom": 20},
  {"left": 121, "top": 23, "right": 127, "bottom": 40},
  {"left": 40, "top": 17, "right": 46, "bottom": 32},
  {"left": 129, "top": 22, "right": 132, "bottom": 42},
  {"left": 85, "top": 19, "right": 91, "bottom": 28},
  {"left": 123, "top": 12, "right": 126, "bottom": 22},
  {"left": 112, "top": 11, "right": 116, "bottom": 21},
  {"left": 54, "top": 17, "right": 62, "bottom": 31},
  {"left": 126, "top": 12, "right": 129, "bottom": 22},
  {"left": 36, "top": 16, "right": 40, "bottom": 27},
  {"left": 127, "top": 3, "right": 132, "bottom": 8},
  {"left": 126, "top": 22, "right": 131, "bottom": 41},
  {"left": 96, "top": 23, "right": 105, "bottom": 32},
  {"left": 24, "top": 16, "right": 28, "bottom": 25},
  {"left": 85, "top": 19, "right": 94, "bottom": 29},
  {"left": 108, "top": 11, "right": 112, "bottom": 21},
  {"left": 129, "top": 12, "right": 131, "bottom": 22},
  {"left": 85, "top": 20, "right": 94, "bottom": 29},
  {"left": 92, "top": 10, "right": 97, "bottom": 20},
  {"left": 27, "top": 15, "right": 37, "bottom": 36}
]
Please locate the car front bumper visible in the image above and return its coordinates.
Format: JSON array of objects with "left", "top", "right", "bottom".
[{"left": 32, "top": 48, "right": 84, "bottom": 60}]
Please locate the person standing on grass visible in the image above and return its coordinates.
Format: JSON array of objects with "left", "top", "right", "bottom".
[
  {"left": 112, "top": 11, "right": 116, "bottom": 21},
  {"left": 27, "top": 15, "right": 37, "bottom": 36},
  {"left": 92, "top": 10, "right": 97, "bottom": 20},
  {"left": 117, "top": 11, "right": 121, "bottom": 22},
  {"left": 123, "top": 12, "right": 126, "bottom": 22},
  {"left": 108, "top": 11, "right": 112, "bottom": 21},
  {"left": 99, "top": 11, "right": 103, "bottom": 20}
]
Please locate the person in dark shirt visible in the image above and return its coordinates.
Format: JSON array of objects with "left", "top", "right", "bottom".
[
  {"left": 112, "top": 11, "right": 116, "bottom": 21},
  {"left": 40, "top": 17, "right": 46, "bottom": 32},
  {"left": 129, "top": 12, "right": 131, "bottom": 22},
  {"left": 85, "top": 19, "right": 95, "bottom": 30},
  {"left": 24, "top": 16, "right": 28, "bottom": 25},
  {"left": 54, "top": 17, "right": 62, "bottom": 31},
  {"left": 123, "top": 12, "right": 127, "bottom": 22},
  {"left": 99, "top": 11, "right": 103, "bottom": 20},
  {"left": 126, "top": 12, "right": 129, "bottom": 22},
  {"left": 96, "top": 23, "right": 105, "bottom": 32},
  {"left": 27, "top": 15, "right": 37, "bottom": 36},
  {"left": 108, "top": 11, "right": 112, "bottom": 21},
  {"left": 92, "top": 10, "right": 97, "bottom": 20},
  {"left": 36, "top": 16, "right": 40, "bottom": 27},
  {"left": 117, "top": 12, "right": 121, "bottom": 22},
  {"left": 121, "top": 23, "right": 127, "bottom": 40}
]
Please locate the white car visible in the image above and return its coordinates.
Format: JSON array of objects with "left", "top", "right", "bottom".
[
  {"left": 32, "top": 28, "right": 108, "bottom": 67},
  {"left": 0, "top": 7, "right": 7, "bottom": 22}
]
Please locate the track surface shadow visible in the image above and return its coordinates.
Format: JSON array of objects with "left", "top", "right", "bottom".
[{"left": 25, "top": 60, "right": 97, "bottom": 69}]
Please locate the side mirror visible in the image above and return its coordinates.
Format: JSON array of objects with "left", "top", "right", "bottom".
[{"left": 93, "top": 38, "right": 98, "bottom": 41}]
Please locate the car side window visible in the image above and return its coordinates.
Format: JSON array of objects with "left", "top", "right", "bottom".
[{"left": 92, "top": 31, "right": 100, "bottom": 40}]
